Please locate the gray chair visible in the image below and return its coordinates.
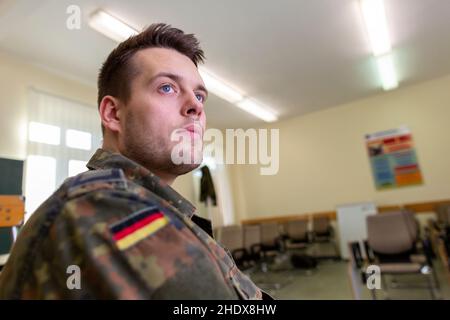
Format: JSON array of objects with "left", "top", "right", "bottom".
[
  {"left": 216, "top": 225, "right": 247, "bottom": 267},
  {"left": 366, "top": 211, "right": 439, "bottom": 299},
  {"left": 243, "top": 224, "right": 262, "bottom": 265},
  {"left": 437, "top": 232, "right": 450, "bottom": 279},
  {"left": 284, "top": 219, "right": 309, "bottom": 250},
  {"left": 256, "top": 222, "right": 293, "bottom": 291},
  {"left": 311, "top": 215, "right": 340, "bottom": 259},
  {"left": 312, "top": 216, "right": 333, "bottom": 242},
  {"left": 427, "top": 204, "right": 450, "bottom": 260},
  {"left": 259, "top": 222, "right": 283, "bottom": 271},
  {"left": 435, "top": 204, "right": 450, "bottom": 226},
  {"left": 260, "top": 222, "right": 282, "bottom": 253}
]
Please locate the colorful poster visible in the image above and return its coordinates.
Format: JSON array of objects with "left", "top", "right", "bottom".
[{"left": 365, "top": 127, "right": 423, "bottom": 190}]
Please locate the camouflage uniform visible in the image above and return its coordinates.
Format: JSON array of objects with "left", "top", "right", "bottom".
[{"left": 0, "top": 149, "right": 270, "bottom": 300}]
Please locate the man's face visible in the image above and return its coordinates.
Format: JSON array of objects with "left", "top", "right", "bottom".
[{"left": 117, "top": 47, "right": 207, "bottom": 178}]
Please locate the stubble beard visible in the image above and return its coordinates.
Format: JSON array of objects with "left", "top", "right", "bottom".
[{"left": 122, "top": 116, "right": 203, "bottom": 177}]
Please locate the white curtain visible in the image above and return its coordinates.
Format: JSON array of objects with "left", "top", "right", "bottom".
[{"left": 24, "top": 88, "right": 101, "bottom": 220}]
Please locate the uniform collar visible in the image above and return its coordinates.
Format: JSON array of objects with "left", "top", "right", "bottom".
[{"left": 86, "top": 148, "right": 197, "bottom": 219}]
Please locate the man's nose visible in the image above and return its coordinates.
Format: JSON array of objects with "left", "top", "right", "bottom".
[{"left": 181, "top": 92, "right": 204, "bottom": 119}]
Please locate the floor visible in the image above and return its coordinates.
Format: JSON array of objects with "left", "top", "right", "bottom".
[{"left": 246, "top": 243, "right": 450, "bottom": 300}]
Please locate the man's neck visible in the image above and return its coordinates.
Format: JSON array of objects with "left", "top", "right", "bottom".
[
  {"left": 151, "top": 170, "right": 176, "bottom": 186},
  {"left": 101, "top": 142, "right": 176, "bottom": 186}
]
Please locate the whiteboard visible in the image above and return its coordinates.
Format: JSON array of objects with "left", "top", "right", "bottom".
[{"left": 336, "top": 202, "right": 378, "bottom": 259}]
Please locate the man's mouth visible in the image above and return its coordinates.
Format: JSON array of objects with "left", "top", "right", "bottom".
[{"left": 182, "top": 123, "right": 203, "bottom": 138}]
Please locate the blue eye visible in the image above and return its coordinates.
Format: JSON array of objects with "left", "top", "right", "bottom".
[
  {"left": 195, "top": 94, "right": 204, "bottom": 102},
  {"left": 160, "top": 84, "right": 174, "bottom": 93}
]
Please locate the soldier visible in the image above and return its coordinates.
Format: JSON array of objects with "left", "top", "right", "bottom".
[{"left": 0, "top": 23, "right": 271, "bottom": 299}]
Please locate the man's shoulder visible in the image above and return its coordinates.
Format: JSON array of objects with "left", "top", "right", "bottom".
[
  {"left": 19, "top": 168, "right": 140, "bottom": 243},
  {"left": 65, "top": 168, "right": 129, "bottom": 198}
]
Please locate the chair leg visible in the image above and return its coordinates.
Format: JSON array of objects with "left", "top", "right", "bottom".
[
  {"left": 431, "top": 268, "right": 441, "bottom": 289},
  {"left": 426, "top": 274, "right": 437, "bottom": 300},
  {"left": 261, "top": 261, "right": 268, "bottom": 273},
  {"left": 370, "top": 288, "right": 377, "bottom": 300},
  {"left": 381, "top": 274, "right": 390, "bottom": 299}
]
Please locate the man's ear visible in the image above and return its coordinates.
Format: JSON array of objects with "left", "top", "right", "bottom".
[{"left": 99, "top": 95, "right": 122, "bottom": 133}]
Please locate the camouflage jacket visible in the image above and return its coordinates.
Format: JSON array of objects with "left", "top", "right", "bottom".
[{"left": 0, "top": 149, "right": 269, "bottom": 300}]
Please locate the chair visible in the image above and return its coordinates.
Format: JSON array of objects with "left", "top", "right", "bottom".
[
  {"left": 311, "top": 216, "right": 333, "bottom": 242},
  {"left": 259, "top": 222, "right": 283, "bottom": 272},
  {"left": 284, "top": 219, "right": 310, "bottom": 250},
  {"left": 255, "top": 222, "right": 294, "bottom": 291},
  {"left": 426, "top": 204, "right": 450, "bottom": 260},
  {"left": 435, "top": 203, "right": 450, "bottom": 227},
  {"left": 403, "top": 210, "right": 421, "bottom": 240},
  {"left": 260, "top": 222, "right": 282, "bottom": 253},
  {"left": 215, "top": 225, "right": 247, "bottom": 268},
  {"left": 243, "top": 224, "right": 262, "bottom": 266},
  {"left": 311, "top": 215, "right": 340, "bottom": 259},
  {"left": 436, "top": 227, "right": 450, "bottom": 284},
  {"left": 366, "top": 211, "right": 440, "bottom": 299}
]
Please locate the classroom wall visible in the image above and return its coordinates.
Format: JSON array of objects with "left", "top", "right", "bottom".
[{"left": 231, "top": 73, "right": 450, "bottom": 222}]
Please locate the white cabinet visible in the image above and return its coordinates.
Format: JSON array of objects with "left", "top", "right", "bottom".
[{"left": 336, "top": 202, "right": 377, "bottom": 259}]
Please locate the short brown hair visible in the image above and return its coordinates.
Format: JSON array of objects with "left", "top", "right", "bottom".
[{"left": 97, "top": 23, "right": 205, "bottom": 110}]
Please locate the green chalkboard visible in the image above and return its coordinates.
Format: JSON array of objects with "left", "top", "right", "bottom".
[
  {"left": 0, "top": 157, "right": 24, "bottom": 256},
  {"left": 0, "top": 157, "right": 24, "bottom": 195}
]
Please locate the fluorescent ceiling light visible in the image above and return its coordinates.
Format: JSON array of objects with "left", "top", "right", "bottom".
[
  {"left": 199, "top": 67, "right": 278, "bottom": 122},
  {"left": 236, "top": 98, "right": 278, "bottom": 122},
  {"left": 359, "top": 0, "right": 391, "bottom": 56},
  {"left": 89, "top": 9, "right": 138, "bottom": 42},
  {"left": 376, "top": 54, "right": 398, "bottom": 90},
  {"left": 359, "top": 0, "right": 398, "bottom": 90},
  {"left": 198, "top": 68, "right": 244, "bottom": 104}
]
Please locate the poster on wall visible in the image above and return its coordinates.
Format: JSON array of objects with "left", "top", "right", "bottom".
[{"left": 365, "top": 126, "right": 423, "bottom": 190}]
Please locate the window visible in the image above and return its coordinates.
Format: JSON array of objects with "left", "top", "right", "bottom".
[
  {"left": 24, "top": 155, "right": 56, "bottom": 219},
  {"left": 66, "top": 129, "right": 92, "bottom": 150},
  {"left": 28, "top": 122, "right": 60, "bottom": 145},
  {"left": 68, "top": 160, "right": 88, "bottom": 177},
  {"left": 24, "top": 89, "right": 102, "bottom": 220}
]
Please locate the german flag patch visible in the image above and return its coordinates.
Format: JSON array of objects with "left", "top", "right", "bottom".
[{"left": 109, "top": 206, "right": 169, "bottom": 250}]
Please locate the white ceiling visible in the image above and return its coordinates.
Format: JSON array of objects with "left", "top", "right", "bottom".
[{"left": 1, "top": 0, "right": 450, "bottom": 129}]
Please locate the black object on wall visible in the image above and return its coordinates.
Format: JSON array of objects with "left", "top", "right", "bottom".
[{"left": 199, "top": 165, "right": 217, "bottom": 206}]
